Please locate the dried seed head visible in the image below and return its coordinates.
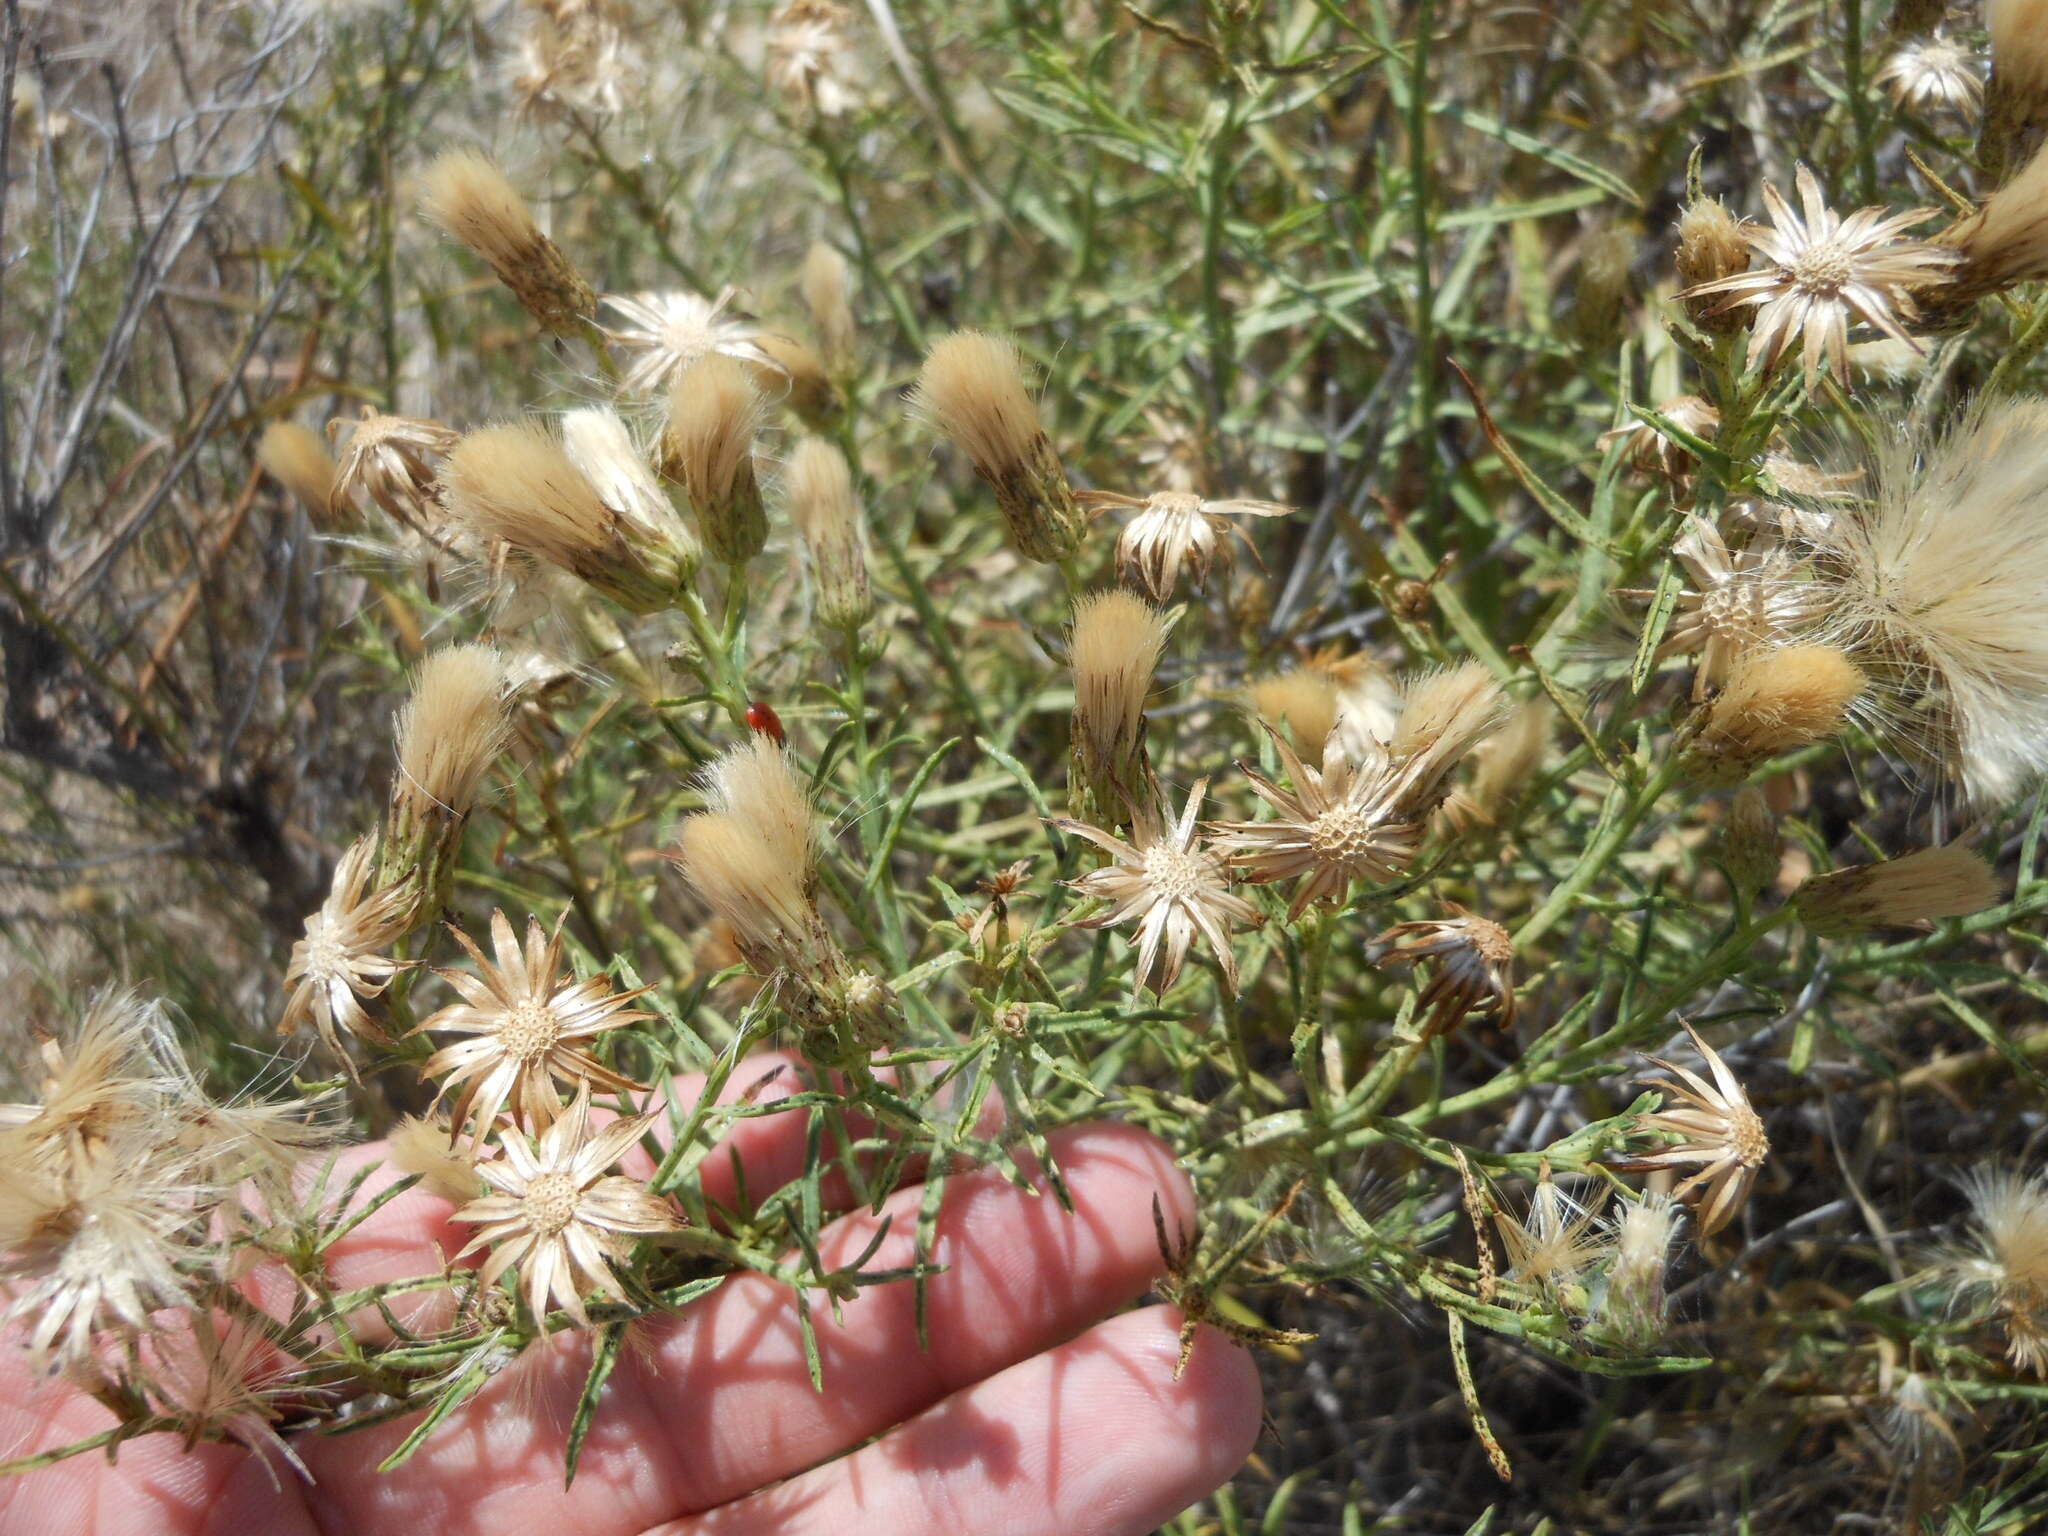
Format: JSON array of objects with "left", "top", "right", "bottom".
[
  {"left": 1721, "top": 785, "right": 1781, "bottom": 900},
  {"left": 1494, "top": 1171, "right": 1606, "bottom": 1295},
  {"left": 785, "top": 437, "right": 872, "bottom": 630},
  {"left": 800, "top": 240, "right": 855, "bottom": 367},
  {"left": 1942, "top": 1165, "right": 2048, "bottom": 1373},
  {"left": 674, "top": 738, "right": 837, "bottom": 985},
  {"left": 1794, "top": 843, "right": 2002, "bottom": 937},
  {"left": 1388, "top": 663, "right": 1508, "bottom": 812},
  {"left": 664, "top": 355, "right": 769, "bottom": 567},
  {"left": 1069, "top": 590, "right": 1169, "bottom": 821},
  {"left": 749, "top": 332, "right": 841, "bottom": 429},
  {"left": 256, "top": 422, "right": 342, "bottom": 522},
  {"left": 1675, "top": 197, "right": 1752, "bottom": 334},
  {"left": 1453, "top": 698, "right": 1553, "bottom": 829},
  {"left": 1985, "top": 1, "right": 2048, "bottom": 182},
  {"left": 418, "top": 149, "right": 594, "bottom": 333},
  {"left": 1685, "top": 644, "right": 1864, "bottom": 782},
  {"left": 561, "top": 406, "right": 703, "bottom": 579},
  {"left": 1945, "top": 138, "right": 2048, "bottom": 302},
  {"left": 1799, "top": 399, "right": 2048, "bottom": 805},
  {"left": 388, "top": 644, "right": 512, "bottom": 894},
  {"left": 1246, "top": 667, "right": 1340, "bottom": 768},
  {"left": 913, "top": 330, "right": 1083, "bottom": 564},
  {"left": 389, "top": 1115, "right": 483, "bottom": 1204},
  {"left": 444, "top": 423, "right": 688, "bottom": 611}
]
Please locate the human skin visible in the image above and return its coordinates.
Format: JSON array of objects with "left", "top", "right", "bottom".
[{"left": 0, "top": 1055, "right": 1264, "bottom": 1536}]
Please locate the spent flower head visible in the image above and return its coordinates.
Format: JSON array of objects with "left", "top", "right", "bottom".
[
  {"left": 279, "top": 836, "right": 412, "bottom": 1067},
  {"left": 913, "top": 330, "right": 1083, "bottom": 564},
  {"left": 663, "top": 355, "right": 770, "bottom": 568},
  {"left": 1075, "top": 487, "right": 1293, "bottom": 602},
  {"left": 1793, "top": 843, "right": 2002, "bottom": 938},
  {"left": 1370, "top": 905, "right": 1516, "bottom": 1041},
  {"left": 602, "top": 287, "right": 774, "bottom": 395},
  {"left": 453, "top": 1088, "right": 682, "bottom": 1331},
  {"left": 1679, "top": 164, "right": 1955, "bottom": 387},
  {"left": 419, "top": 150, "right": 594, "bottom": 334},
  {"left": 1940, "top": 1165, "right": 2048, "bottom": 1374},
  {"left": 328, "top": 407, "right": 460, "bottom": 533},
  {"left": 1613, "top": 1026, "right": 1769, "bottom": 1237},
  {"left": 444, "top": 423, "right": 690, "bottom": 612},
  {"left": 1874, "top": 34, "right": 1983, "bottom": 115},
  {"left": 417, "top": 910, "right": 651, "bottom": 1143},
  {"left": 1054, "top": 778, "right": 1259, "bottom": 996}
]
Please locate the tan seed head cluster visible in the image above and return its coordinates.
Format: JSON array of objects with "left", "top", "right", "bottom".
[
  {"left": 785, "top": 436, "right": 872, "bottom": 630},
  {"left": 419, "top": 150, "right": 595, "bottom": 334},
  {"left": 1685, "top": 644, "right": 1864, "bottom": 782},
  {"left": 664, "top": 355, "right": 769, "bottom": 567},
  {"left": 1794, "top": 843, "right": 2002, "bottom": 938},
  {"left": 914, "top": 330, "right": 1083, "bottom": 564}
]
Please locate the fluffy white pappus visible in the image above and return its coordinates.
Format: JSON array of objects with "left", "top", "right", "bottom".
[{"left": 1801, "top": 399, "right": 2048, "bottom": 808}]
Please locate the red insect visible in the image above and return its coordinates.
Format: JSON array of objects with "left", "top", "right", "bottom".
[{"left": 744, "top": 699, "right": 785, "bottom": 745}]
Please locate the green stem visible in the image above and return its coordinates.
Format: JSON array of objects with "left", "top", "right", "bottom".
[
  {"left": 1290, "top": 909, "right": 1335, "bottom": 1117},
  {"left": 1514, "top": 755, "right": 1683, "bottom": 951}
]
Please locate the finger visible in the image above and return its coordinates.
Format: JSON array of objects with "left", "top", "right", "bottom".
[
  {"left": 311, "top": 1049, "right": 1002, "bottom": 1307},
  {"left": 279, "top": 1051, "right": 844, "bottom": 1320},
  {"left": 0, "top": 1052, "right": 858, "bottom": 1534},
  {"left": 0, "top": 1372, "right": 321, "bottom": 1536},
  {"left": 652, "top": 1309, "right": 1264, "bottom": 1536},
  {"left": 294, "top": 1120, "right": 1195, "bottom": 1535}
]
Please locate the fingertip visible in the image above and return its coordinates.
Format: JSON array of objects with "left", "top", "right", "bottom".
[{"left": 1123, "top": 1307, "right": 1267, "bottom": 1479}]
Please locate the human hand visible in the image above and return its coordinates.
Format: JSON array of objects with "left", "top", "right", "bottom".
[{"left": 0, "top": 1055, "right": 1263, "bottom": 1536}]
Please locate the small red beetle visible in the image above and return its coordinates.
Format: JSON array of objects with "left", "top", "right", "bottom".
[{"left": 744, "top": 699, "right": 785, "bottom": 744}]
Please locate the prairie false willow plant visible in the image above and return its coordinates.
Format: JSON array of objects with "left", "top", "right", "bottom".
[{"left": 16, "top": 4, "right": 2048, "bottom": 1529}]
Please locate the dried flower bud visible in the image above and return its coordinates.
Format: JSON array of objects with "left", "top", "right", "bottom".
[
  {"left": 419, "top": 149, "right": 595, "bottom": 334},
  {"left": 913, "top": 330, "right": 1084, "bottom": 565},
  {"left": 1794, "top": 843, "right": 2002, "bottom": 937},
  {"left": 786, "top": 437, "right": 872, "bottom": 630},
  {"left": 1675, "top": 197, "right": 1751, "bottom": 334},
  {"left": 1983, "top": 0, "right": 2048, "bottom": 182},
  {"left": 1721, "top": 785, "right": 1780, "bottom": 901},
  {"left": 1246, "top": 667, "right": 1340, "bottom": 769},
  {"left": 1068, "top": 590, "right": 1169, "bottom": 822},
  {"left": 444, "top": 423, "right": 689, "bottom": 612},
  {"left": 256, "top": 422, "right": 342, "bottom": 522},
  {"left": 561, "top": 407, "right": 703, "bottom": 580},
  {"left": 664, "top": 355, "right": 769, "bottom": 568},
  {"left": 1942, "top": 137, "right": 2048, "bottom": 306},
  {"left": 1684, "top": 645, "right": 1864, "bottom": 783},
  {"left": 386, "top": 644, "right": 512, "bottom": 906},
  {"left": 750, "top": 332, "right": 841, "bottom": 429},
  {"left": 800, "top": 239, "right": 855, "bottom": 368}
]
